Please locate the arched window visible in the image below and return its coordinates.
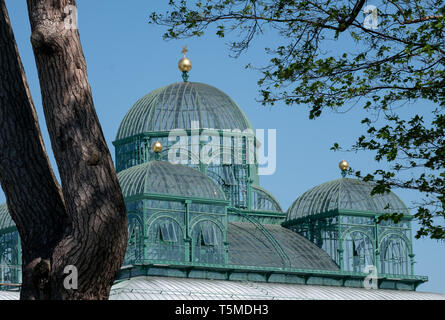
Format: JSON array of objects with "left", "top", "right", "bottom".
[
  {"left": 192, "top": 220, "right": 224, "bottom": 264},
  {"left": 147, "top": 217, "right": 184, "bottom": 262},
  {"left": 343, "top": 231, "right": 374, "bottom": 273},
  {"left": 161, "top": 221, "right": 177, "bottom": 242},
  {"left": 380, "top": 234, "right": 409, "bottom": 275}
]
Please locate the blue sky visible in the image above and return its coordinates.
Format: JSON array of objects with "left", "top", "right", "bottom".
[{"left": 2, "top": 0, "right": 444, "bottom": 293}]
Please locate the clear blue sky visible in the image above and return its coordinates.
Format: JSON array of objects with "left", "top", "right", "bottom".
[{"left": 2, "top": 0, "right": 444, "bottom": 294}]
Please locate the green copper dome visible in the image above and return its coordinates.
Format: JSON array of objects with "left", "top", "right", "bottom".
[
  {"left": 115, "top": 82, "right": 253, "bottom": 141},
  {"left": 251, "top": 185, "right": 283, "bottom": 212},
  {"left": 117, "top": 161, "right": 226, "bottom": 200},
  {"left": 0, "top": 203, "right": 15, "bottom": 232},
  {"left": 287, "top": 178, "right": 410, "bottom": 220}
]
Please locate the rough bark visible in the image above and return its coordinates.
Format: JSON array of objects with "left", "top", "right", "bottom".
[
  {"left": 26, "top": 0, "right": 128, "bottom": 300},
  {"left": 0, "top": 0, "right": 68, "bottom": 300},
  {"left": 0, "top": 0, "right": 128, "bottom": 299}
]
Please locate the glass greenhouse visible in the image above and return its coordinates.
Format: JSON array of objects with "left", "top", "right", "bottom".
[{"left": 0, "top": 63, "right": 442, "bottom": 300}]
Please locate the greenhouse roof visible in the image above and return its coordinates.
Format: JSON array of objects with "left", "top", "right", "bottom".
[
  {"left": 115, "top": 82, "right": 253, "bottom": 141},
  {"left": 0, "top": 203, "right": 14, "bottom": 232},
  {"left": 228, "top": 222, "right": 338, "bottom": 270},
  {"left": 251, "top": 185, "right": 283, "bottom": 213},
  {"left": 109, "top": 276, "right": 445, "bottom": 300},
  {"left": 3, "top": 276, "right": 444, "bottom": 300},
  {"left": 0, "top": 290, "right": 19, "bottom": 300},
  {"left": 287, "top": 178, "right": 410, "bottom": 220},
  {"left": 117, "top": 161, "right": 226, "bottom": 201}
]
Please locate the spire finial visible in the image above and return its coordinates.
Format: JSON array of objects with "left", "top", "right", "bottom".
[
  {"left": 182, "top": 45, "right": 188, "bottom": 56},
  {"left": 152, "top": 141, "right": 163, "bottom": 153},
  {"left": 178, "top": 46, "right": 192, "bottom": 82},
  {"left": 152, "top": 141, "right": 163, "bottom": 160},
  {"left": 339, "top": 160, "right": 349, "bottom": 178}
]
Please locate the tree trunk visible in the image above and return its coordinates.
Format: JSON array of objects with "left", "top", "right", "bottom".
[
  {"left": 0, "top": 0, "right": 68, "bottom": 300},
  {"left": 0, "top": 0, "right": 128, "bottom": 299}
]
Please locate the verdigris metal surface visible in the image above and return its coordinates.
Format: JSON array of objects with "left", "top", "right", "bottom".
[
  {"left": 228, "top": 222, "right": 339, "bottom": 270},
  {"left": 0, "top": 203, "right": 15, "bottom": 230},
  {"left": 287, "top": 178, "right": 410, "bottom": 220},
  {"left": 116, "top": 82, "right": 253, "bottom": 141},
  {"left": 117, "top": 161, "right": 226, "bottom": 200},
  {"left": 251, "top": 185, "right": 283, "bottom": 213},
  {"left": 109, "top": 276, "right": 445, "bottom": 300},
  {"left": 0, "top": 204, "right": 14, "bottom": 231}
]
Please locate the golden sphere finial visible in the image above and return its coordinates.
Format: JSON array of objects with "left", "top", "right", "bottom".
[
  {"left": 339, "top": 160, "right": 349, "bottom": 171},
  {"left": 178, "top": 57, "right": 192, "bottom": 72},
  {"left": 152, "top": 141, "right": 163, "bottom": 153},
  {"left": 178, "top": 46, "right": 192, "bottom": 73}
]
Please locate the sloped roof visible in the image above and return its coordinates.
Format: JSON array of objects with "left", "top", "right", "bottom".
[
  {"left": 0, "top": 290, "right": 19, "bottom": 300},
  {"left": 2, "top": 277, "right": 443, "bottom": 300},
  {"left": 109, "top": 276, "right": 445, "bottom": 300},
  {"left": 228, "top": 222, "right": 338, "bottom": 270}
]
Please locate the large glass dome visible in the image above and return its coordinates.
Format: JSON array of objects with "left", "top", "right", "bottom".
[
  {"left": 115, "top": 82, "right": 253, "bottom": 141},
  {"left": 287, "top": 178, "right": 410, "bottom": 220}
]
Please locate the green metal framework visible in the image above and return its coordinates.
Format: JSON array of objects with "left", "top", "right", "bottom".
[
  {"left": 117, "top": 264, "right": 427, "bottom": 292},
  {"left": 287, "top": 178, "right": 410, "bottom": 219},
  {"left": 0, "top": 204, "right": 21, "bottom": 286},
  {"left": 251, "top": 185, "right": 282, "bottom": 213},
  {"left": 113, "top": 81, "right": 263, "bottom": 210},
  {"left": 115, "top": 158, "right": 424, "bottom": 290},
  {"left": 284, "top": 178, "right": 415, "bottom": 277},
  {"left": 0, "top": 232, "right": 20, "bottom": 285},
  {"left": 0, "top": 80, "right": 429, "bottom": 293},
  {"left": 0, "top": 204, "right": 15, "bottom": 233},
  {"left": 119, "top": 161, "right": 229, "bottom": 267},
  {"left": 114, "top": 130, "right": 260, "bottom": 209}
]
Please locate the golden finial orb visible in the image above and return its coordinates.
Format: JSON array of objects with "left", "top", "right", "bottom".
[
  {"left": 178, "top": 57, "right": 192, "bottom": 72},
  {"left": 152, "top": 141, "right": 163, "bottom": 153},
  {"left": 178, "top": 46, "right": 192, "bottom": 72},
  {"left": 339, "top": 160, "right": 349, "bottom": 171}
]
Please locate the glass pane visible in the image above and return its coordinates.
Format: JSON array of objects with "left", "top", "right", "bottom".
[
  {"left": 160, "top": 221, "right": 177, "bottom": 243},
  {"left": 201, "top": 223, "right": 217, "bottom": 246}
]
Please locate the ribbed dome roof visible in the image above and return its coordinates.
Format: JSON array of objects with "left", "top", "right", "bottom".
[
  {"left": 287, "top": 178, "right": 409, "bottom": 220},
  {"left": 228, "top": 222, "right": 338, "bottom": 270},
  {"left": 117, "top": 161, "right": 226, "bottom": 200},
  {"left": 251, "top": 185, "right": 283, "bottom": 213},
  {"left": 115, "top": 82, "right": 253, "bottom": 141},
  {"left": 0, "top": 203, "right": 15, "bottom": 231}
]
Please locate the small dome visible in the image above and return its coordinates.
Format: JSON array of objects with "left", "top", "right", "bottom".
[
  {"left": 287, "top": 178, "right": 409, "bottom": 220},
  {"left": 251, "top": 185, "right": 283, "bottom": 213},
  {"left": 115, "top": 82, "right": 253, "bottom": 141},
  {"left": 117, "top": 161, "right": 226, "bottom": 200},
  {"left": 0, "top": 203, "right": 15, "bottom": 231}
]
